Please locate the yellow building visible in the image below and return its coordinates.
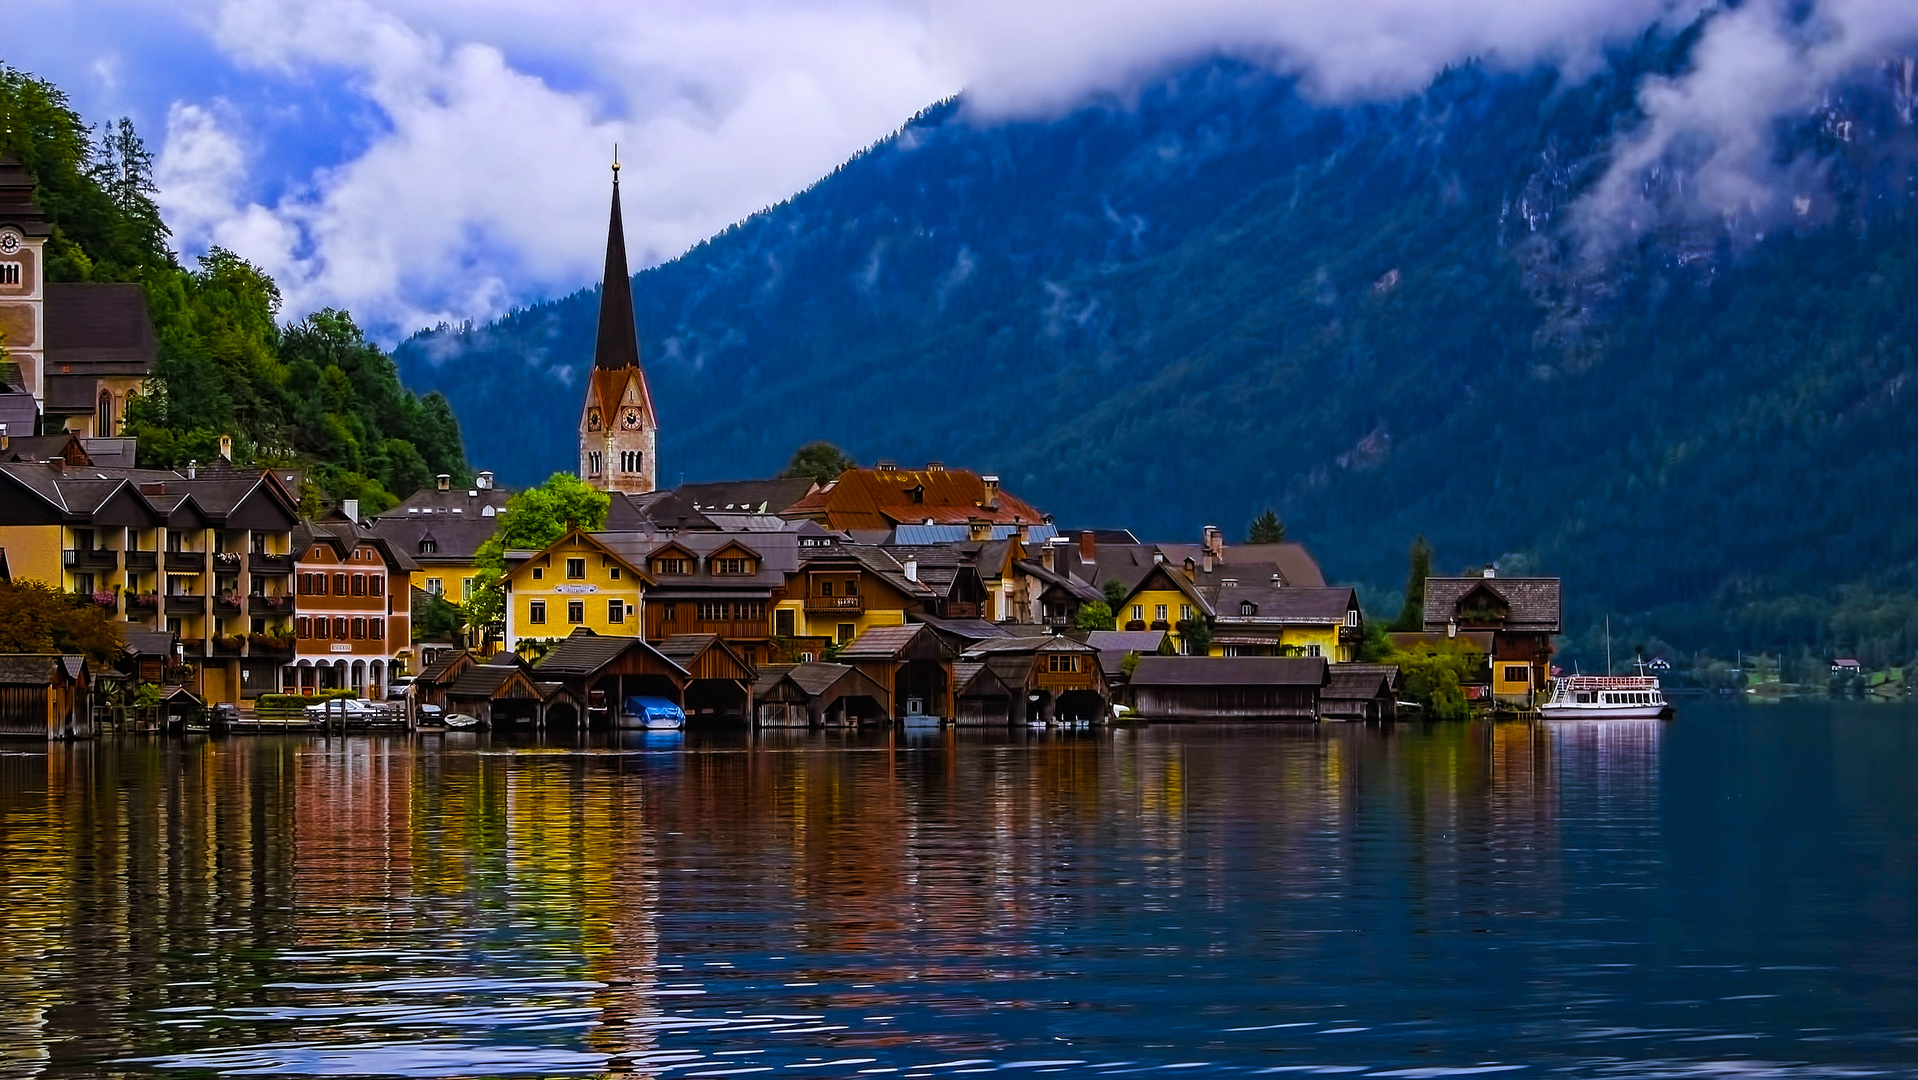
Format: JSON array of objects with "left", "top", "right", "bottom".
[
  {"left": 769, "top": 535, "right": 934, "bottom": 662},
  {"left": 1112, "top": 562, "right": 1211, "bottom": 654},
  {"left": 503, "top": 528, "right": 652, "bottom": 651},
  {"left": 1205, "top": 583, "right": 1362, "bottom": 662}
]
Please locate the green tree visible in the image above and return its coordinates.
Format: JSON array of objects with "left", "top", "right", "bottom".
[
  {"left": 1248, "top": 509, "right": 1286, "bottom": 544},
  {"left": 1392, "top": 536, "right": 1434, "bottom": 631},
  {"left": 465, "top": 473, "right": 612, "bottom": 636},
  {"left": 779, "top": 441, "right": 855, "bottom": 485},
  {"left": 1120, "top": 651, "right": 1141, "bottom": 679},
  {"left": 416, "top": 592, "right": 464, "bottom": 644},
  {"left": 0, "top": 580, "right": 122, "bottom": 665},
  {"left": 1177, "top": 613, "right": 1213, "bottom": 656},
  {"left": 1102, "top": 577, "right": 1129, "bottom": 609},
  {"left": 1076, "top": 600, "right": 1117, "bottom": 631}
]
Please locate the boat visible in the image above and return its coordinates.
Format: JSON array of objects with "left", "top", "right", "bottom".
[
  {"left": 621, "top": 695, "right": 686, "bottom": 730},
  {"left": 442, "top": 712, "right": 481, "bottom": 730},
  {"left": 1539, "top": 675, "right": 1672, "bottom": 720}
]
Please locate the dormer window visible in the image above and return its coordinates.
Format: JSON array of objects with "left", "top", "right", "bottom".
[
  {"left": 714, "top": 557, "right": 752, "bottom": 575},
  {"left": 655, "top": 557, "right": 687, "bottom": 575},
  {"left": 419, "top": 539, "right": 437, "bottom": 554},
  {"left": 1240, "top": 601, "right": 1257, "bottom": 616}
]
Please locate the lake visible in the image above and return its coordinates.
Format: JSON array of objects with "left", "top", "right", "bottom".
[{"left": 1, "top": 701, "right": 1914, "bottom": 1078}]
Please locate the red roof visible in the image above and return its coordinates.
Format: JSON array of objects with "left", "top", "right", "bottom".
[{"left": 784, "top": 467, "right": 1047, "bottom": 531}]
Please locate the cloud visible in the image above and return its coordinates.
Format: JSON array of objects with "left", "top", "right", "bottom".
[{"left": 1575, "top": 0, "right": 1918, "bottom": 257}]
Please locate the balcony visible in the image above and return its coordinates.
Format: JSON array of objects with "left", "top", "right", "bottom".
[
  {"left": 248, "top": 634, "right": 294, "bottom": 655},
  {"left": 125, "top": 550, "right": 157, "bottom": 570},
  {"left": 212, "top": 594, "right": 245, "bottom": 615},
  {"left": 1042, "top": 614, "right": 1073, "bottom": 628},
  {"left": 64, "top": 547, "right": 119, "bottom": 570},
  {"left": 1124, "top": 620, "right": 1146, "bottom": 632},
  {"left": 165, "top": 550, "right": 206, "bottom": 572},
  {"left": 805, "top": 595, "right": 864, "bottom": 612},
  {"left": 248, "top": 594, "right": 293, "bottom": 616},
  {"left": 944, "top": 602, "right": 981, "bottom": 619},
  {"left": 177, "top": 638, "right": 206, "bottom": 656},
  {"left": 70, "top": 591, "right": 118, "bottom": 613},
  {"left": 127, "top": 592, "right": 159, "bottom": 613},
  {"left": 212, "top": 551, "right": 245, "bottom": 570},
  {"left": 1035, "top": 670, "right": 1098, "bottom": 691},
  {"left": 165, "top": 593, "right": 206, "bottom": 616},
  {"left": 212, "top": 635, "right": 245, "bottom": 658},
  {"left": 249, "top": 552, "right": 294, "bottom": 574}
]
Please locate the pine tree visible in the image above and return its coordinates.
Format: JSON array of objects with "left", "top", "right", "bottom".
[
  {"left": 1248, "top": 510, "right": 1285, "bottom": 544},
  {"left": 1392, "top": 536, "right": 1434, "bottom": 632}
]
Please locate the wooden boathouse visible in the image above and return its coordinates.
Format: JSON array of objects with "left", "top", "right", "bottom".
[{"left": 1128, "top": 656, "right": 1327, "bottom": 721}]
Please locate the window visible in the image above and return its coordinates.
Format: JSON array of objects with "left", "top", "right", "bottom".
[
  {"left": 97, "top": 391, "right": 113, "bottom": 436},
  {"left": 370, "top": 618, "right": 384, "bottom": 641},
  {"left": 1503, "top": 665, "right": 1529, "bottom": 683},
  {"left": 529, "top": 600, "right": 547, "bottom": 625},
  {"left": 352, "top": 617, "right": 366, "bottom": 639},
  {"left": 296, "top": 617, "right": 310, "bottom": 638},
  {"left": 463, "top": 577, "right": 477, "bottom": 600},
  {"left": 837, "top": 623, "right": 856, "bottom": 644},
  {"left": 332, "top": 617, "right": 348, "bottom": 640},
  {"left": 419, "top": 539, "right": 437, "bottom": 554},
  {"left": 352, "top": 574, "right": 366, "bottom": 596},
  {"left": 1155, "top": 604, "right": 1167, "bottom": 622},
  {"left": 0, "top": 262, "right": 20, "bottom": 286},
  {"left": 609, "top": 567, "right": 621, "bottom": 580},
  {"left": 620, "top": 450, "right": 643, "bottom": 472},
  {"left": 567, "top": 600, "right": 585, "bottom": 624},
  {"left": 1048, "top": 653, "right": 1079, "bottom": 673},
  {"left": 698, "top": 601, "right": 729, "bottom": 620},
  {"left": 819, "top": 580, "right": 833, "bottom": 597},
  {"left": 566, "top": 558, "right": 586, "bottom": 580},
  {"left": 1344, "top": 610, "right": 1360, "bottom": 627},
  {"left": 735, "top": 601, "right": 766, "bottom": 620},
  {"left": 608, "top": 599, "right": 625, "bottom": 623},
  {"left": 532, "top": 567, "right": 544, "bottom": 580},
  {"left": 588, "top": 451, "right": 603, "bottom": 476},
  {"left": 656, "top": 558, "right": 687, "bottom": 575},
  {"left": 426, "top": 578, "right": 444, "bottom": 595},
  {"left": 714, "top": 557, "right": 750, "bottom": 575},
  {"left": 844, "top": 578, "right": 859, "bottom": 596},
  {"left": 775, "top": 608, "right": 795, "bottom": 637},
  {"left": 1306, "top": 644, "right": 1322, "bottom": 657},
  {"left": 1131, "top": 605, "right": 1143, "bottom": 622},
  {"left": 661, "top": 602, "right": 677, "bottom": 622},
  {"left": 1181, "top": 604, "right": 1194, "bottom": 621},
  {"left": 333, "top": 573, "right": 348, "bottom": 595}
]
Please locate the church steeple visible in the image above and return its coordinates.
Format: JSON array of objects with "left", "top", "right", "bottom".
[
  {"left": 593, "top": 154, "right": 641, "bottom": 371},
  {"left": 579, "top": 152, "right": 658, "bottom": 497}
]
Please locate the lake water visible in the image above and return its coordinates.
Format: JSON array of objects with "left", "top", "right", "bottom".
[{"left": 1, "top": 701, "right": 1914, "bottom": 1079}]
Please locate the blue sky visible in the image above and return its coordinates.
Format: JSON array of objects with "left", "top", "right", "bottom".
[{"left": 7, "top": 1, "right": 1908, "bottom": 344}]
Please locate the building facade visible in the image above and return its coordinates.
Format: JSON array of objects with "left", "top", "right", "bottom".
[{"left": 290, "top": 517, "right": 416, "bottom": 697}]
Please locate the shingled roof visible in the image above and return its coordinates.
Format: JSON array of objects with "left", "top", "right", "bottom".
[
  {"left": 783, "top": 466, "right": 1048, "bottom": 531},
  {"left": 534, "top": 631, "right": 687, "bottom": 679},
  {"left": 1422, "top": 577, "right": 1561, "bottom": 634},
  {"left": 1129, "top": 656, "right": 1328, "bottom": 688}
]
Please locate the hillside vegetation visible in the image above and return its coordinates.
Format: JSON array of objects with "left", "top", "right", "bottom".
[
  {"left": 0, "top": 67, "right": 467, "bottom": 511},
  {"left": 394, "top": 36, "right": 1913, "bottom": 665}
]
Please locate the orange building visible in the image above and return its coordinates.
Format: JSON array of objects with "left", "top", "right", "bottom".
[{"left": 289, "top": 510, "right": 417, "bottom": 696}]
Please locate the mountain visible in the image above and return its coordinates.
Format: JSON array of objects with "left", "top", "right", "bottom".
[{"left": 395, "top": 29, "right": 1918, "bottom": 666}]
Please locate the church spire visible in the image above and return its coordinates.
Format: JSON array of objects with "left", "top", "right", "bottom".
[{"left": 593, "top": 151, "right": 640, "bottom": 370}]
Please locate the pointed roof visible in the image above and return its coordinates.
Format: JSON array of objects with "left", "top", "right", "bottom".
[{"left": 593, "top": 166, "right": 640, "bottom": 372}]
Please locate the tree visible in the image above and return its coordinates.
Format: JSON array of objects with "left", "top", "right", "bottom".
[
  {"left": 465, "top": 473, "right": 612, "bottom": 636},
  {"left": 1177, "top": 613, "right": 1213, "bottom": 656},
  {"left": 0, "top": 580, "right": 122, "bottom": 665},
  {"left": 1076, "top": 601, "right": 1117, "bottom": 631},
  {"left": 1248, "top": 509, "right": 1286, "bottom": 544},
  {"left": 780, "top": 441, "right": 855, "bottom": 485},
  {"left": 1102, "top": 577, "right": 1129, "bottom": 609},
  {"left": 1392, "top": 536, "right": 1434, "bottom": 631}
]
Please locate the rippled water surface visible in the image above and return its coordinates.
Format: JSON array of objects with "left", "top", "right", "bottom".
[{"left": 2, "top": 702, "right": 1915, "bottom": 1078}]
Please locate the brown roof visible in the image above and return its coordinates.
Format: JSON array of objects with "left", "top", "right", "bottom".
[
  {"left": 1422, "top": 577, "right": 1561, "bottom": 634},
  {"left": 45, "top": 283, "right": 158, "bottom": 372},
  {"left": 1129, "top": 656, "right": 1328, "bottom": 688},
  {"left": 534, "top": 631, "right": 686, "bottom": 679},
  {"left": 1325, "top": 667, "right": 1397, "bottom": 702},
  {"left": 0, "top": 654, "right": 85, "bottom": 684},
  {"left": 838, "top": 623, "right": 952, "bottom": 661},
  {"left": 783, "top": 467, "right": 1048, "bottom": 531}
]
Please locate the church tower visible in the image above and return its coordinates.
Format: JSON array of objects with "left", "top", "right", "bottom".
[
  {"left": 0, "top": 156, "right": 50, "bottom": 418},
  {"left": 578, "top": 156, "right": 657, "bottom": 495}
]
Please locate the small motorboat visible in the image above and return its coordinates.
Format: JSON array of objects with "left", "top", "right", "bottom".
[
  {"left": 621, "top": 696, "right": 686, "bottom": 730},
  {"left": 442, "top": 712, "right": 481, "bottom": 730}
]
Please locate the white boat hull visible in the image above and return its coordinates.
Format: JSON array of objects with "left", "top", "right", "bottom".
[
  {"left": 1542, "top": 674, "right": 1672, "bottom": 721},
  {"left": 1539, "top": 704, "right": 1667, "bottom": 720}
]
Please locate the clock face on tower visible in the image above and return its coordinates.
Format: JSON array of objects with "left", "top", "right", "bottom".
[
  {"left": 587, "top": 407, "right": 601, "bottom": 431},
  {"left": 622, "top": 408, "right": 642, "bottom": 430}
]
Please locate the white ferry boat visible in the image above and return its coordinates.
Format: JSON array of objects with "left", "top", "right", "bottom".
[{"left": 1539, "top": 675, "right": 1672, "bottom": 720}]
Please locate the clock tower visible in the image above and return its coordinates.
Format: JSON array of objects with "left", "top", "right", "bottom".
[{"left": 578, "top": 156, "right": 658, "bottom": 495}]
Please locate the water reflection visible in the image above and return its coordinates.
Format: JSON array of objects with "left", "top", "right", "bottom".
[{"left": 0, "top": 707, "right": 1912, "bottom": 1078}]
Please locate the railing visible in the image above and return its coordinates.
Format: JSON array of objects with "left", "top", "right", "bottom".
[
  {"left": 1124, "top": 620, "right": 1146, "bottom": 631},
  {"left": 125, "top": 550, "right": 157, "bottom": 569},
  {"left": 165, "top": 593, "right": 206, "bottom": 615},
  {"left": 249, "top": 594, "right": 292, "bottom": 615},
  {"left": 249, "top": 553, "right": 294, "bottom": 573},
  {"left": 64, "top": 548, "right": 118, "bottom": 569},
  {"left": 165, "top": 551, "right": 206, "bottom": 572},
  {"left": 1149, "top": 620, "right": 1171, "bottom": 631},
  {"left": 212, "top": 635, "right": 246, "bottom": 657},
  {"left": 944, "top": 602, "right": 981, "bottom": 619},
  {"left": 1042, "top": 615, "right": 1073, "bottom": 628},
  {"left": 127, "top": 593, "right": 159, "bottom": 612},
  {"left": 805, "top": 595, "right": 864, "bottom": 612},
  {"left": 248, "top": 634, "right": 294, "bottom": 655},
  {"left": 1036, "top": 670, "right": 1098, "bottom": 691},
  {"left": 70, "top": 591, "right": 117, "bottom": 612},
  {"left": 213, "top": 594, "right": 244, "bottom": 614},
  {"left": 1339, "top": 625, "right": 1362, "bottom": 641}
]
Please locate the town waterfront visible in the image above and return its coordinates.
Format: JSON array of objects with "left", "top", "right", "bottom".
[{"left": 2, "top": 703, "right": 1914, "bottom": 1078}]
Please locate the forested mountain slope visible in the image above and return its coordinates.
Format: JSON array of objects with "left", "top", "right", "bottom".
[{"left": 396, "top": 33, "right": 1918, "bottom": 662}]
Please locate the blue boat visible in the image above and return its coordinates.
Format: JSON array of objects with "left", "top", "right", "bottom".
[{"left": 621, "top": 695, "right": 686, "bottom": 730}]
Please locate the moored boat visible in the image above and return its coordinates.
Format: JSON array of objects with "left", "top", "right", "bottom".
[{"left": 1540, "top": 675, "right": 1672, "bottom": 720}]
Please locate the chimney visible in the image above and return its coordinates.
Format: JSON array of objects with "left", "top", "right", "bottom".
[
  {"left": 477, "top": 471, "right": 494, "bottom": 490},
  {"left": 1041, "top": 541, "right": 1056, "bottom": 573},
  {"left": 1484, "top": 563, "right": 1497, "bottom": 579},
  {"left": 47, "top": 458, "right": 63, "bottom": 473},
  {"left": 218, "top": 434, "right": 233, "bottom": 462},
  {"left": 1203, "top": 525, "right": 1223, "bottom": 560},
  {"left": 436, "top": 474, "right": 451, "bottom": 492},
  {"left": 342, "top": 498, "right": 360, "bottom": 523},
  {"left": 1079, "top": 529, "right": 1096, "bottom": 565},
  {"left": 1, "top": 423, "right": 10, "bottom": 451},
  {"left": 968, "top": 518, "right": 992, "bottom": 542},
  {"left": 903, "top": 557, "right": 918, "bottom": 582},
  {"left": 1271, "top": 572, "right": 1282, "bottom": 586},
  {"left": 186, "top": 460, "right": 197, "bottom": 480},
  {"left": 981, "top": 474, "right": 1000, "bottom": 508},
  {"left": 1202, "top": 551, "right": 1214, "bottom": 573}
]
